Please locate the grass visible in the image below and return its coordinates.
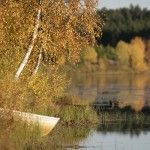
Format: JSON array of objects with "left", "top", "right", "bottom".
[
  {"left": 0, "top": 94, "right": 150, "bottom": 149},
  {"left": 58, "top": 105, "right": 98, "bottom": 126}
]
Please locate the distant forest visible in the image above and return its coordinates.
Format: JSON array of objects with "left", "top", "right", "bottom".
[{"left": 97, "top": 5, "right": 150, "bottom": 46}]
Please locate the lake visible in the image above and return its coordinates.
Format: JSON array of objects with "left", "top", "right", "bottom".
[
  {"left": 70, "top": 73, "right": 150, "bottom": 111},
  {"left": 67, "top": 73, "right": 150, "bottom": 150},
  {"left": 0, "top": 73, "right": 150, "bottom": 150}
]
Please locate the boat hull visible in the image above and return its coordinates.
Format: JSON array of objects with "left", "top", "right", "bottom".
[{"left": 0, "top": 108, "right": 60, "bottom": 136}]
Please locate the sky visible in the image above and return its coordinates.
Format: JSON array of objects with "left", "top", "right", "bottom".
[{"left": 98, "top": 0, "right": 150, "bottom": 9}]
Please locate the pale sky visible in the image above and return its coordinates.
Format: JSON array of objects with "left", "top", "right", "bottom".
[{"left": 98, "top": 0, "right": 150, "bottom": 9}]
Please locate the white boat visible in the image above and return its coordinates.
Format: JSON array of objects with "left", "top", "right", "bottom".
[
  {"left": 0, "top": 108, "right": 60, "bottom": 136},
  {"left": 13, "top": 110, "right": 60, "bottom": 136}
]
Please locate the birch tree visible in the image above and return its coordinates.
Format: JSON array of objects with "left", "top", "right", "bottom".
[
  {"left": 1, "top": 0, "right": 103, "bottom": 78},
  {"left": 0, "top": 0, "right": 104, "bottom": 110},
  {"left": 15, "top": 9, "right": 42, "bottom": 79}
]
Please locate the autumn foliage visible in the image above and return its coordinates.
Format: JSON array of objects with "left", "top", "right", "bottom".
[
  {"left": 116, "top": 41, "right": 131, "bottom": 69},
  {"left": 116, "top": 37, "right": 148, "bottom": 72},
  {"left": 0, "top": 0, "right": 102, "bottom": 111},
  {"left": 130, "top": 37, "right": 148, "bottom": 72},
  {"left": 80, "top": 37, "right": 149, "bottom": 73},
  {"left": 82, "top": 46, "right": 97, "bottom": 63}
]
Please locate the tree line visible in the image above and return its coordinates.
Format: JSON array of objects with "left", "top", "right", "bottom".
[
  {"left": 80, "top": 37, "right": 149, "bottom": 73},
  {"left": 97, "top": 5, "right": 150, "bottom": 46}
]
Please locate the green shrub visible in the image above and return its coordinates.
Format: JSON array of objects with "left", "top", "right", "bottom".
[{"left": 95, "top": 45, "right": 118, "bottom": 61}]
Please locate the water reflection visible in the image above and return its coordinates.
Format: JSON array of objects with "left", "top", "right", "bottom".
[
  {"left": 80, "top": 131, "right": 150, "bottom": 150},
  {"left": 69, "top": 73, "right": 150, "bottom": 150},
  {"left": 0, "top": 107, "right": 149, "bottom": 149},
  {"left": 0, "top": 74, "right": 150, "bottom": 149},
  {"left": 77, "top": 106, "right": 150, "bottom": 150},
  {"left": 70, "top": 73, "right": 150, "bottom": 111}
]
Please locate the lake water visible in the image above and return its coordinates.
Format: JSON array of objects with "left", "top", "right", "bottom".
[
  {"left": 79, "top": 131, "right": 150, "bottom": 150},
  {"left": 0, "top": 73, "right": 150, "bottom": 150},
  {"left": 70, "top": 73, "right": 150, "bottom": 111},
  {"left": 67, "top": 73, "right": 150, "bottom": 150}
]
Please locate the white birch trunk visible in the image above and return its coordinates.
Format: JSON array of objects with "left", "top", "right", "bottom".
[
  {"left": 32, "top": 49, "right": 42, "bottom": 75},
  {"left": 15, "top": 9, "right": 41, "bottom": 79}
]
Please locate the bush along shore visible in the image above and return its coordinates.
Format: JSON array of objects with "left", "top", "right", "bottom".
[{"left": 77, "top": 37, "right": 150, "bottom": 74}]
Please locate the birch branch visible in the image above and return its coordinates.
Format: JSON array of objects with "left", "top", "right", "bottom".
[
  {"left": 15, "top": 9, "right": 41, "bottom": 79},
  {"left": 32, "top": 48, "right": 42, "bottom": 75}
]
